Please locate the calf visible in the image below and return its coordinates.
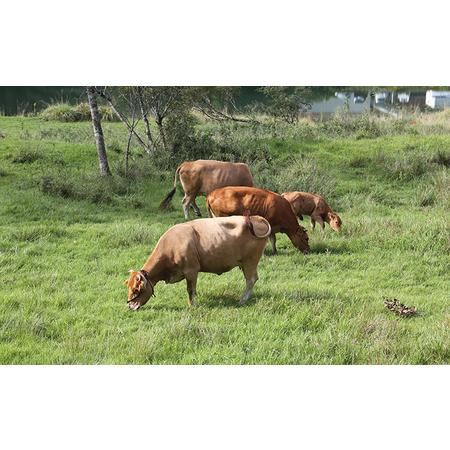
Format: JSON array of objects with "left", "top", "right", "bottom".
[
  {"left": 281, "top": 191, "right": 342, "bottom": 231},
  {"left": 206, "top": 186, "right": 309, "bottom": 254},
  {"left": 124, "top": 215, "right": 271, "bottom": 310},
  {"left": 159, "top": 159, "right": 254, "bottom": 219}
]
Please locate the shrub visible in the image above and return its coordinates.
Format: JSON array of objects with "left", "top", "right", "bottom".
[
  {"left": 40, "top": 102, "right": 118, "bottom": 122},
  {"left": 72, "top": 102, "right": 92, "bottom": 121},
  {"left": 99, "top": 105, "right": 118, "bottom": 122},
  {"left": 40, "top": 103, "right": 80, "bottom": 122}
]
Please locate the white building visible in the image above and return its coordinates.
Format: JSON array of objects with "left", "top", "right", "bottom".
[
  {"left": 425, "top": 90, "right": 450, "bottom": 109},
  {"left": 397, "top": 92, "right": 410, "bottom": 103}
]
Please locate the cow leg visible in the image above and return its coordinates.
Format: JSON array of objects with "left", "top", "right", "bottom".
[
  {"left": 239, "top": 265, "right": 259, "bottom": 306},
  {"left": 269, "top": 233, "right": 277, "bottom": 254},
  {"left": 318, "top": 217, "right": 325, "bottom": 230},
  {"left": 190, "top": 198, "right": 202, "bottom": 217},
  {"left": 182, "top": 194, "right": 192, "bottom": 220},
  {"left": 186, "top": 274, "right": 198, "bottom": 307},
  {"left": 310, "top": 217, "right": 316, "bottom": 230}
]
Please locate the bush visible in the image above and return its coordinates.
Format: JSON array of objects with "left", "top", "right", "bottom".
[
  {"left": 72, "top": 102, "right": 92, "bottom": 120},
  {"left": 39, "top": 102, "right": 118, "bottom": 122},
  {"left": 40, "top": 103, "right": 80, "bottom": 122},
  {"left": 99, "top": 105, "right": 118, "bottom": 122}
]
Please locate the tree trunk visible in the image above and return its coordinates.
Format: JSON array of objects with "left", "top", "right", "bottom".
[
  {"left": 155, "top": 116, "right": 168, "bottom": 153},
  {"left": 137, "top": 87, "right": 157, "bottom": 155},
  {"left": 87, "top": 86, "right": 111, "bottom": 176},
  {"left": 125, "top": 128, "right": 133, "bottom": 177}
]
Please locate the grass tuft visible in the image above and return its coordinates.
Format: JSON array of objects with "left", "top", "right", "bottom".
[{"left": 39, "top": 102, "right": 118, "bottom": 122}]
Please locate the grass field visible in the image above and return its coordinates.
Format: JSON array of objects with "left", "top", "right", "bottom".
[{"left": 0, "top": 115, "right": 449, "bottom": 364}]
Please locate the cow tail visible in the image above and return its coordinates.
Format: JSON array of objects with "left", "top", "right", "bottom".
[
  {"left": 159, "top": 164, "right": 182, "bottom": 210},
  {"left": 243, "top": 210, "right": 256, "bottom": 236},
  {"left": 244, "top": 211, "right": 271, "bottom": 239},
  {"left": 205, "top": 197, "right": 215, "bottom": 218}
]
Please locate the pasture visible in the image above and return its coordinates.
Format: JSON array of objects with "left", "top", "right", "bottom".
[{"left": 0, "top": 115, "right": 448, "bottom": 364}]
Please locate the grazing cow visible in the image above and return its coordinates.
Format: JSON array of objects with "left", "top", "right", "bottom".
[
  {"left": 206, "top": 186, "right": 310, "bottom": 254},
  {"left": 124, "top": 215, "right": 271, "bottom": 310},
  {"left": 282, "top": 191, "right": 342, "bottom": 231},
  {"left": 159, "top": 159, "right": 254, "bottom": 219}
]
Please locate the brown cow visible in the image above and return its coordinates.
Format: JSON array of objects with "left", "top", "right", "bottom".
[
  {"left": 282, "top": 191, "right": 342, "bottom": 231},
  {"left": 124, "top": 215, "right": 271, "bottom": 310},
  {"left": 159, "top": 159, "right": 253, "bottom": 219},
  {"left": 206, "top": 186, "right": 310, "bottom": 254}
]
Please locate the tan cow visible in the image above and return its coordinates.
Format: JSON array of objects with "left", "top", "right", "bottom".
[
  {"left": 124, "top": 215, "right": 271, "bottom": 310},
  {"left": 206, "top": 186, "right": 310, "bottom": 254},
  {"left": 282, "top": 191, "right": 342, "bottom": 231},
  {"left": 159, "top": 159, "right": 253, "bottom": 219}
]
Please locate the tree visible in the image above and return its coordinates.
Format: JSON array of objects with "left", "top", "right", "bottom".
[
  {"left": 96, "top": 86, "right": 188, "bottom": 155},
  {"left": 86, "top": 86, "right": 111, "bottom": 176},
  {"left": 188, "top": 87, "right": 255, "bottom": 123},
  {"left": 95, "top": 87, "right": 152, "bottom": 154},
  {"left": 137, "top": 87, "right": 186, "bottom": 153},
  {"left": 258, "top": 87, "right": 312, "bottom": 123}
]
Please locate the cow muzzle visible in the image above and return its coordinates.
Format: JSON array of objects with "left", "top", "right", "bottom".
[{"left": 127, "top": 299, "right": 142, "bottom": 311}]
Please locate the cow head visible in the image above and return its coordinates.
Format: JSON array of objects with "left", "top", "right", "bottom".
[
  {"left": 124, "top": 270, "right": 154, "bottom": 311},
  {"left": 327, "top": 212, "right": 342, "bottom": 231},
  {"left": 292, "top": 226, "right": 310, "bottom": 254}
]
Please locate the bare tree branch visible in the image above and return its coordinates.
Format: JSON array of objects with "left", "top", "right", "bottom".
[{"left": 95, "top": 87, "right": 152, "bottom": 154}]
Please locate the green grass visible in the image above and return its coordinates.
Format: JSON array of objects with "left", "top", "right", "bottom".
[{"left": 0, "top": 116, "right": 449, "bottom": 364}]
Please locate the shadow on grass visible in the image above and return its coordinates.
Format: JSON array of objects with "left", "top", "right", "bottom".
[
  {"left": 263, "top": 248, "right": 290, "bottom": 257},
  {"left": 199, "top": 293, "right": 258, "bottom": 309}
]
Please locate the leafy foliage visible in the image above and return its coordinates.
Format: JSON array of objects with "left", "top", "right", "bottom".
[{"left": 258, "top": 87, "right": 312, "bottom": 123}]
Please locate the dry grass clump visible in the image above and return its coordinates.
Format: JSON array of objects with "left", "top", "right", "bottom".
[{"left": 40, "top": 102, "right": 118, "bottom": 122}]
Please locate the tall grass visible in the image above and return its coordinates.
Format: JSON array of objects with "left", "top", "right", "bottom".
[{"left": 39, "top": 102, "right": 118, "bottom": 122}]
